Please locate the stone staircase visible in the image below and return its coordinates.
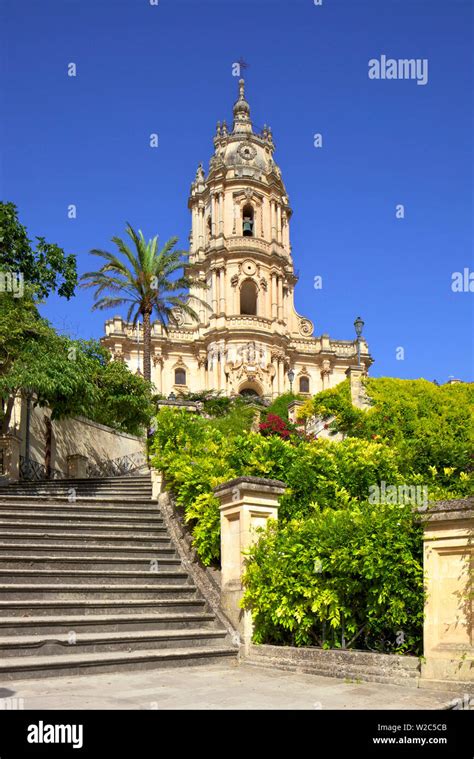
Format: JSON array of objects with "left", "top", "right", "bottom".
[{"left": 0, "top": 473, "right": 237, "bottom": 680}]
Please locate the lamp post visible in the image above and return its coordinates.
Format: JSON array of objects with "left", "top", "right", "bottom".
[
  {"left": 287, "top": 368, "right": 295, "bottom": 394},
  {"left": 354, "top": 316, "right": 364, "bottom": 367}
]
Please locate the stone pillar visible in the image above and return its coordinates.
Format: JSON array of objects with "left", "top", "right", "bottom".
[
  {"left": 420, "top": 499, "right": 473, "bottom": 690},
  {"left": 198, "top": 205, "right": 204, "bottom": 249},
  {"left": 276, "top": 204, "right": 282, "bottom": 244},
  {"left": 151, "top": 469, "right": 164, "bottom": 500},
  {"left": 345, "top": 365, "right": 368, "bottom": 409},
  {"left": 67, "top": 454, "right": 88, "bottom": 479},
  {"left": 211, "top": 269, "right": 218, "bottom": 315},
  {"left": 211, "top": 194, "right": 217, "bottom": 237},
  {"left": 0, "top": 433, "right": 21, "bottom": 482},
  {"left": 288, "top": 400, "right": 305, "bottom": 426},
  {"left": 277, "top": 276, "right": 283, "bottom": 321},
  {"left": 219, "top": 192, "right": 224, "bottom": 235},
  {"left": 219, "top": 268, "right": 225, "bottom": 314},
  {"left": 271, "top": 272, "right": 277, "bottom": 320},
  {"left": 214, "top": 476, "right": 285, "bottom": 651},
  {"left": 278, "top": 358, "right": 285, "bottom": 393},
  {"left": 270, "top": 200, "right": 276, "bottom": 241}
]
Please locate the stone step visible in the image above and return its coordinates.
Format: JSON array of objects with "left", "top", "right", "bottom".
[
  {"left": 0, "top": 502, "right": 160, "bottom": 515},
  {"left": 0, "top": 496, "right": 155, "bottom": 504},
  {"left": 0, "top": 533, "right": 171, "bottom": 547},
  {"left": 0, "top": 569, "right": 189, "bottom": 585},
  {"left": 0, "top": 645, "right": 237, "bottom": 680},
  {"left": 245, "top": 655, "right": 414, "bottom": 687},
  {"left": 0, "top": 611, "right": 217, "bottom": 635},
  {"left": 0, "top": 555, "right": 180, "bottom": 570},
  {"left": 0, "top": 628, "right": 228, "bottom": 657},
  {"left": 0, "top": 543, "right": 175, "bottom": 557},
  {"left": 0, "top": 510, "right": 164, "bottom": 525},
  {"left": 0, "top": 485, "right": 152, "bottom": 500},
  {"left": 0, "top": 597, "right": 207, "bottom": 616},
  {"left": 0, "top": 583, "right": 197, "bottom": 601},
  {"left": 0, "top": 522, "right": 167, "bottom": 537}
]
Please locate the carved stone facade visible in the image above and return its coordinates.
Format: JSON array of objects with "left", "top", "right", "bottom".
[{"left": 102, "top": 80, "right": 372, "bottom": 398}]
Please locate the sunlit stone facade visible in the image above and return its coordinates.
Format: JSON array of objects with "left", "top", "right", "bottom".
[{"left": 102, "top": 80, "right": 372, "bottom": 398}]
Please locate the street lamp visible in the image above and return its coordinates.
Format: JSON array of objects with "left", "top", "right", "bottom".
[
  {"left": 354, "top": 316, "right": 364, "bottom": 367},
  {"left": 287, "top": 368, "right": 295, "bottom": 393}
]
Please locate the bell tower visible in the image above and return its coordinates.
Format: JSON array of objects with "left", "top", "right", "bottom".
[
  {"left": 102, "top": 79, "right": 372, "bottom": 398},
  {"left": 187, "top": 78, "right": 300, "bottom": 333}
]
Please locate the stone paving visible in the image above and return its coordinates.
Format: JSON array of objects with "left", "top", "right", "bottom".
[{"left": 0, "top": 662, "right": 457, "bottom": 710}]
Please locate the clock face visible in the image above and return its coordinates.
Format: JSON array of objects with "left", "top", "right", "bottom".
[
  {"left": 242, "top": 260, "right": 256, "bottom": 276},
  {"left": 238, "top": 142, "right": 257, "bottom": 161}
]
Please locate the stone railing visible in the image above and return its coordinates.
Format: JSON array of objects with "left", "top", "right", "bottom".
[
  {"left": 226, "top": 236, "right": 270, "bottom": 254},
  {"left": 226, "top": 315, "right": 273, "bottom": 331},
  {"left": 329, "top": 340, "right": 358, "bottom": 358}
]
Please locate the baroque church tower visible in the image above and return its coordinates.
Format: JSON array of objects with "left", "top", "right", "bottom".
[{"left": 103, "top": 80, "right": 372, "bottom": 397}]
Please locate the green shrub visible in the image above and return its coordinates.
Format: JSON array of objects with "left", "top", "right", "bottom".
[{"left": 242, "top": 500, "right": 424, "bottom": 653}]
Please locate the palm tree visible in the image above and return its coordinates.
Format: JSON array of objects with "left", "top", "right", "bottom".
[{"left": 81, "top": 224, "right": 205, "bottom": 383}]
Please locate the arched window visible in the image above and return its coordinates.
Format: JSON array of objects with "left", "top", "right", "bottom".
[
  {"left": 299, "top": 376, "right": 310, "bottom": 394},
  {"left": 240, "top": 279, "right": 258, "bottom": 316},
  {"left": 206, "top": 215, "right": 212, "bottom": 241},
  {"left": 174, "top": 368, "right": 186, "bottom": 386},
  {"left": 242, "top": 204, "right": 254, "bottom": 237}
]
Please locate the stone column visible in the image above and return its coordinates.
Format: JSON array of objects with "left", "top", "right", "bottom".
[
  {"left": 214, "top": 476, "right": 285, "bottom": 651},
  {"left": 276, "top": 204, "right": 282, "bottom": 244},
  {"left": 219, "top": 268, "right": 225, "bottom": 314},
  {"left": 271, "top": 272, "right": 277, "bottom": 320},
  {"left": 219, "top": 192, "right": 224, "bottom": 235},
  {"left": 420, "top": 499, "right": 473, "bottom": 690},
  {"left": 198, "top": 205, "right": 204, "bottom": 249},
  {"left": 212, "top": 347, "right": 219, "bottom": 390},
  {"left": 211, "top": 194, "right": 217, "bottom": 237},
  {"left": 0, "top": 433, "right": 21, "bottom": 483},
  {"left": 277, "top": 276, "right": 283, "bottom": 321},
  {"left": 211, "top": 269, "right": 218, "bottom": 315},
  {"left": 67, "top": 454, "right": 88, "bottom": 479},
  {"left": 270, "top": 200, "right": 276, "bottom": 241},
  {"left": 278, "top": 358, "right": 285, "bottom": 393}
]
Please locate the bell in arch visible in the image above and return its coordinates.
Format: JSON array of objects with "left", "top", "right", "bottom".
[{"left": 243, "top": 217, "right": 254, "bottom": 236}]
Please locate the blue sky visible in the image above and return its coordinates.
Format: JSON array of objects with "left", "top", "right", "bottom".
[{"left": 2, "top": 0, "right": 472, "bottom": 382}]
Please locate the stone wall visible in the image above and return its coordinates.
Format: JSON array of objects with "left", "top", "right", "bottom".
[
  {"left": 246, "top": 643, "right": 420, "bottom": 688},
  {"left": 5, "top": 396, "right": 144, "bottom": 478}
]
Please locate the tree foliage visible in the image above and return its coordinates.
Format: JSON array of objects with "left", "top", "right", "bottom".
[
  {"left": 0, "top": 292, "right": 152, "bottom": 435},
  {"left": 0, "top": 202, "right": 77, "bottom": 299},
  {"left": 81, "top": 224, "right": 206, "bottom": 381}
]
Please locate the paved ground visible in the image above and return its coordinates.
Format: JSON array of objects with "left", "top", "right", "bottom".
[{"left": 0, "top": 662, "right": 457, "bottom": 710}]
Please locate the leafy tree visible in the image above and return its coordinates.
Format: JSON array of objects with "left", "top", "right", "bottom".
[
  {"left": 301, "top": 377, "right": 474, "bottom": 485},
  {"left": 0, "top": 292, "right": 152, "bottom": 435},
  {"left": 0, "top": 202, "right": 77, "bottom": 299},
  {"left": 81, "top": 224, "right": 206, "bottom": 382},
  {"left": 264, "top": 391, "right": 303, "bottom": 421}
]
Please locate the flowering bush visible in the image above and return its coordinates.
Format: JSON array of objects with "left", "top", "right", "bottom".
[{"left": 259, "top": 413, "right": 292, "bottom": 439}]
